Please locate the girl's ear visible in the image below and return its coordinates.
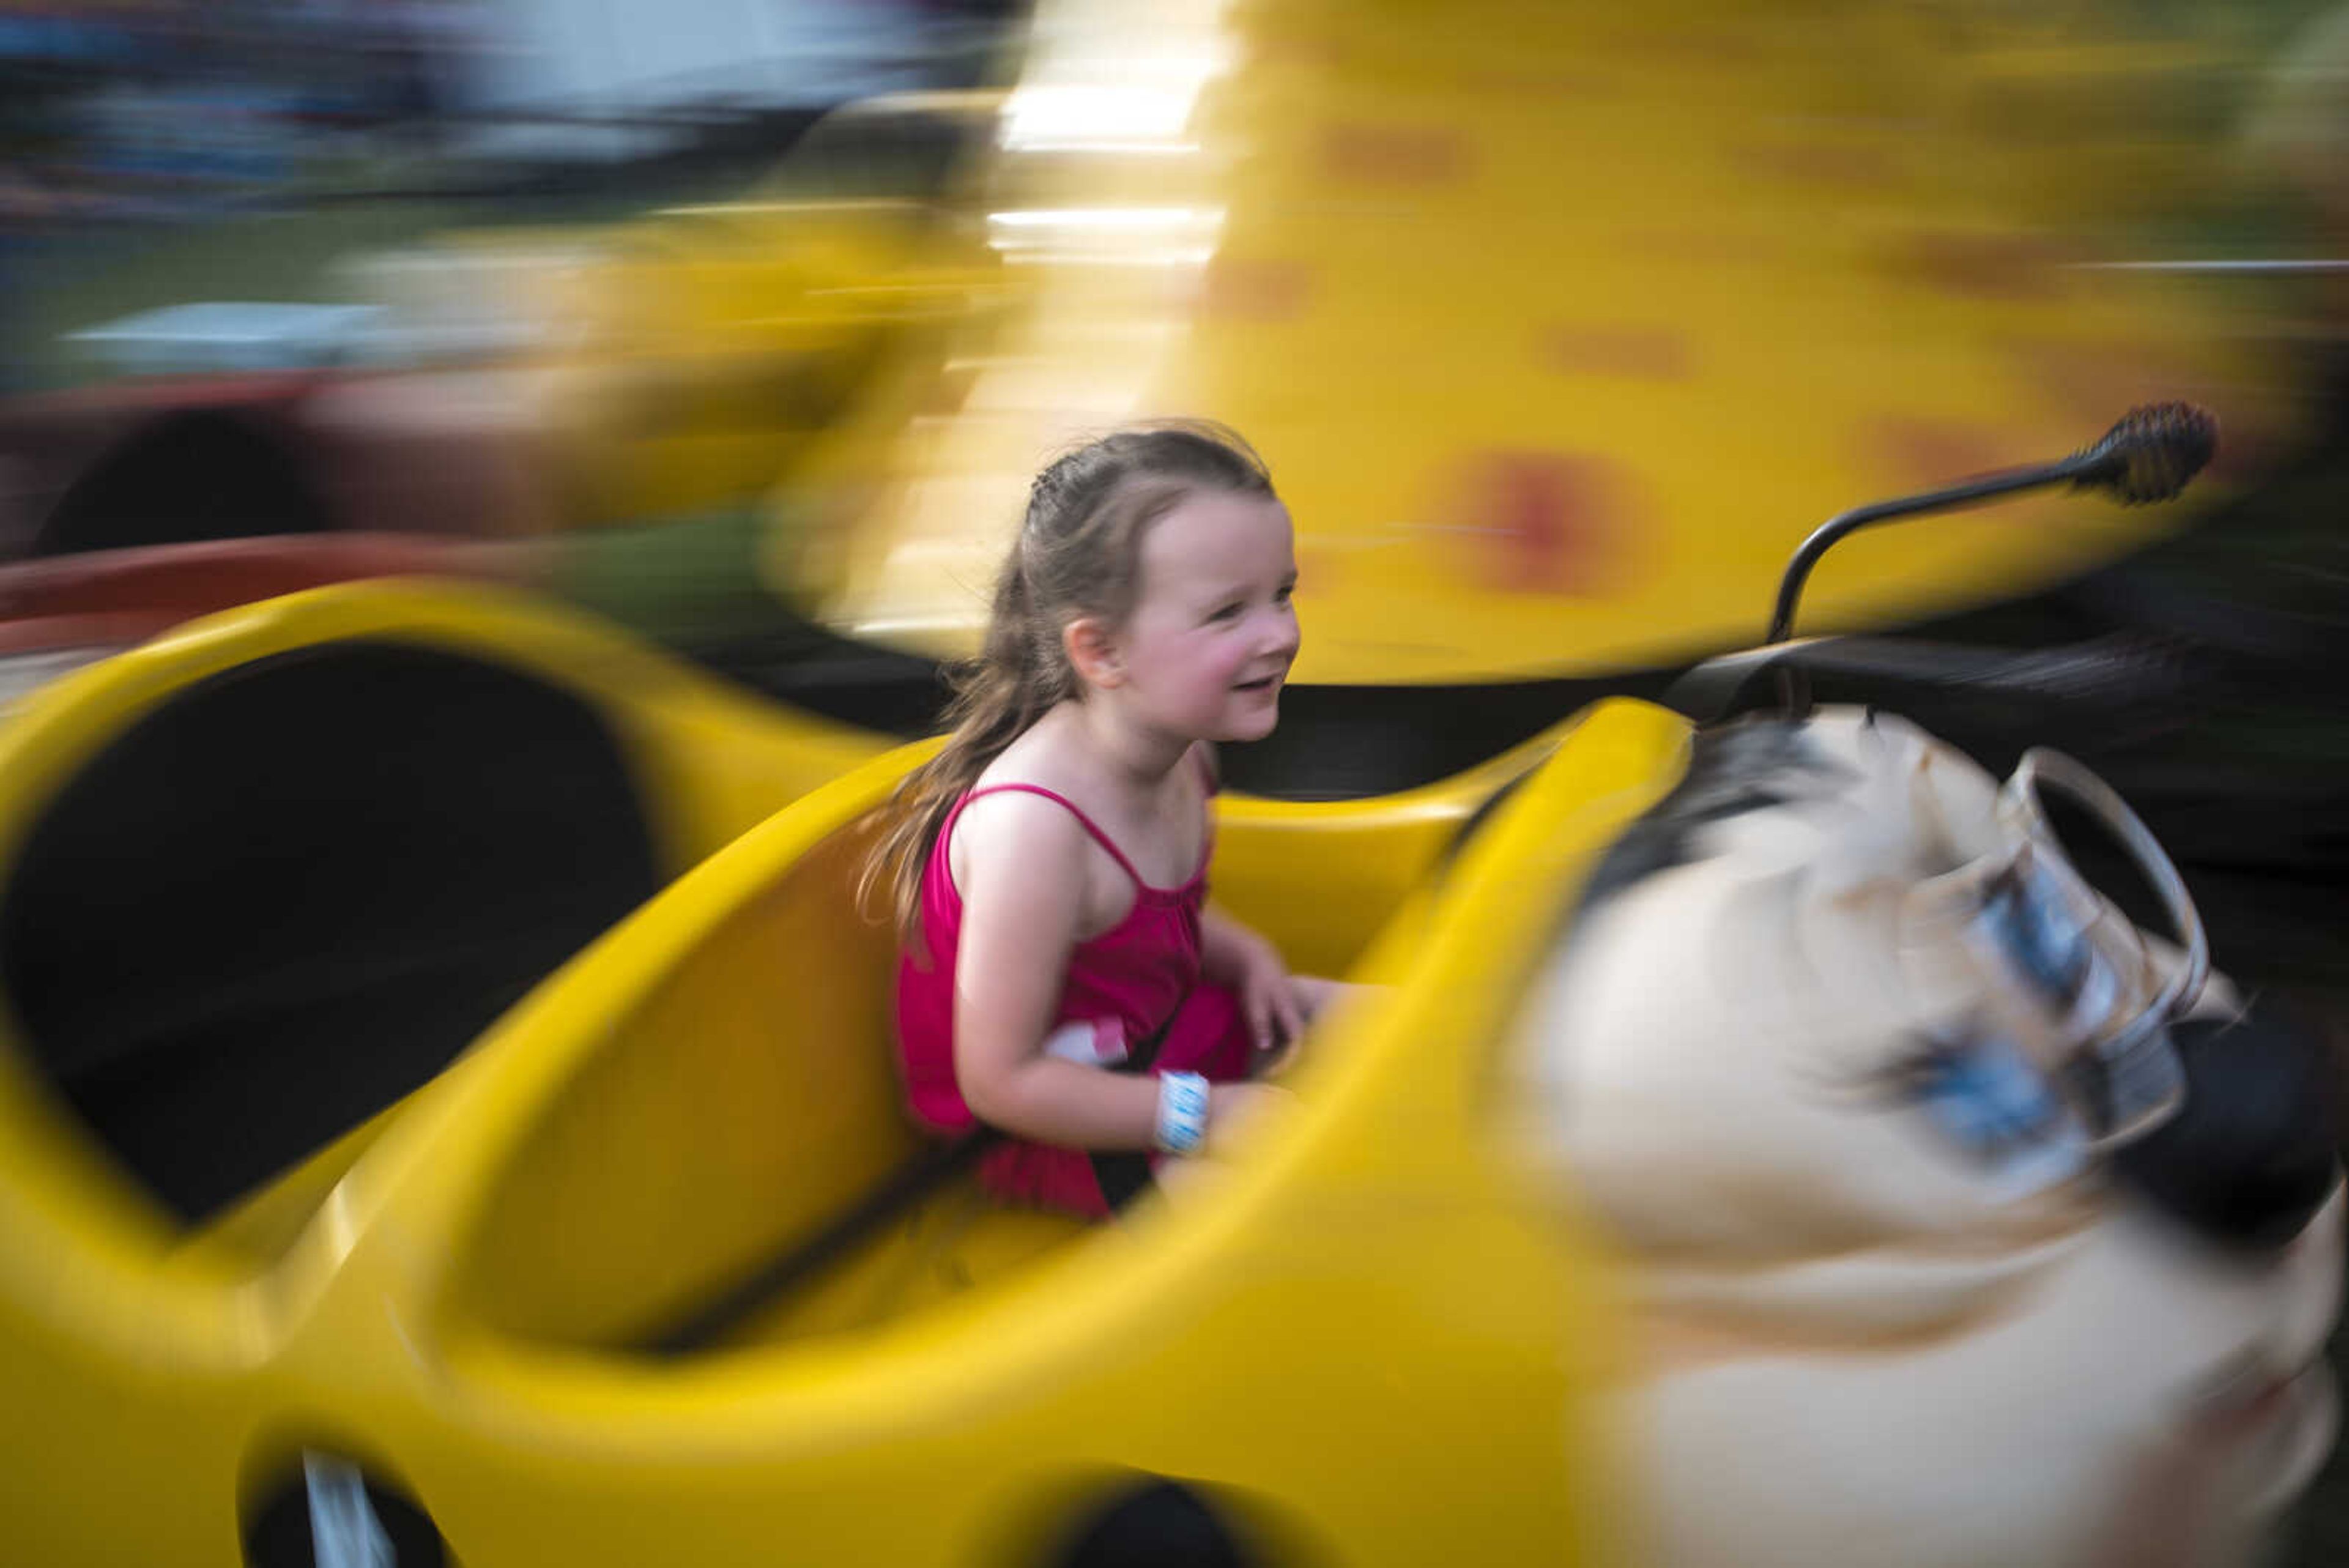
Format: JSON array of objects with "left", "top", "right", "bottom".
[{"left": 1064, "top": 615, "right": 1125, "bottom": 688}]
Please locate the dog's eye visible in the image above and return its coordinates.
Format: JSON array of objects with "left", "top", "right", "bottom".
[{"left": 1906, "top": 1033, "right": 2089, "bottom": 1192}]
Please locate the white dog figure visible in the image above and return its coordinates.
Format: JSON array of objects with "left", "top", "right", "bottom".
[{"left": 1510, "top": 708, "right": 2343, "bottom": 1568}]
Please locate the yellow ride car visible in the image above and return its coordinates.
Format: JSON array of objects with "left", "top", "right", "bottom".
[
  {"left": 0, "top": 407, "right": 2334, "bottom": 1566},
  {"left": 0, "top": 565, "right": 1614, "bottom": 1566}
]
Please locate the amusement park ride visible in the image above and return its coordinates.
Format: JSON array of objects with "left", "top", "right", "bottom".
[{"left": 0, "top": 2, "right": 2340, "bottom": 1564}]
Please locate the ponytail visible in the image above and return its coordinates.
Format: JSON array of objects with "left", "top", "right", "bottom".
[{"left": 859, "top": 554, "right": 1072, "bottom": 940}]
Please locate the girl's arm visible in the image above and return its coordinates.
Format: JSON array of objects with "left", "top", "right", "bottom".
[{"left": 952, "top": 792, "right": 1171, "bottom": 1150}]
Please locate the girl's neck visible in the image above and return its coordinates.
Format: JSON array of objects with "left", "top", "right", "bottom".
[{"left": 1062, "top": 697, "right": 1192, "bottom": 792}]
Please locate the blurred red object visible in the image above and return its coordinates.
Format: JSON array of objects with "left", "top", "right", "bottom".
[{"left": 0, "top": 531, "right": 516, "bottom": 656}]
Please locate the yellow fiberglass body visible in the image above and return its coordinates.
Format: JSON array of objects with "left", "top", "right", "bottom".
[
  {"left": 0, "top": 576, "right": 878, "bottom": 1269},
  {"left": 765, "top": 0, "right": 2309, "bottom": 686},
  {"left": 0, "top": 608, "right": 1682, "bottom": 1562}
]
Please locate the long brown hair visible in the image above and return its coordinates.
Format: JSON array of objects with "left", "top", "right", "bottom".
[{"left": 859, "top": 421, "right": 1275, "bottom": 938}]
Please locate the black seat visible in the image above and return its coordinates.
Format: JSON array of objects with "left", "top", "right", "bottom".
[{"left": 0, "top": 641, "right": 662, "bottom": 1222}]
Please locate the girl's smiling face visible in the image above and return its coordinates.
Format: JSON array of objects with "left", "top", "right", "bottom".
[{"left": 1107, "top": 489, "right": 1299, "bottom": 743}]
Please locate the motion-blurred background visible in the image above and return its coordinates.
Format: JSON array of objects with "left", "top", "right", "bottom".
[{"left": 6, "top": 0, "right": 2349, "bottom": 1556}]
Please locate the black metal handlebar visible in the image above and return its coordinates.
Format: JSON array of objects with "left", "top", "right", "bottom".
[{"left": 1760, "top": 403, "right": 2217, "bottom": 715}]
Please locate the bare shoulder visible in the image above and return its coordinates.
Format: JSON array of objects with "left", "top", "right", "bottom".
[
  {"left": 954, "top": 786, "right": 1088, "bottom": 867},
  {"left": 951, "top": 789, "right": 1093, "bottom": 954},
  {"left": 950, "top": 778, "right": 1089, "bottom": 906}
]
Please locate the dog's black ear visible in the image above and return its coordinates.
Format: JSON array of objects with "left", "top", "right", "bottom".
[{"left": 1577, "top": 719, "right": 1854, "bottom": 911}]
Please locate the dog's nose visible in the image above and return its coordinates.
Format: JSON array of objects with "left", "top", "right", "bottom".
[{"left": 2111, "top": 1003, "right": 2340, "bottom": 1253}]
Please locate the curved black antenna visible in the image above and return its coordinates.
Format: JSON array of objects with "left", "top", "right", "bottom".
[
  {"left": 1760, "top": 403, "right": 2215, "bottom": 716},
  {"left": 1764, "top": 403, "right": 2217, "bottom": 648}
]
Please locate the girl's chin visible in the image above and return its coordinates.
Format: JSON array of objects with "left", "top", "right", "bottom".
[{"left": 1218, "top": 700, "right": 1281, "bottom": 741}]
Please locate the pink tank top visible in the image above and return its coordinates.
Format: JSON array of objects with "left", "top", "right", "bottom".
[{"left": 894, "top": 761, "right": 1253, "bottom": 1217}]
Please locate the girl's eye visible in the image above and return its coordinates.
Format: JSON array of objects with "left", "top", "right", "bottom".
[
  {"left": 1208, "top": 602, "right": 1243, "bottom": 623},
  {"left": 1275, "top": 582, "right": 1295, "bottom": 605}
]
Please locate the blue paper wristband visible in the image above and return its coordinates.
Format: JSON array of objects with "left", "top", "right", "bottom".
[{"left": 1156, "top": 1071, "right": 1211, "bottom": 1155}]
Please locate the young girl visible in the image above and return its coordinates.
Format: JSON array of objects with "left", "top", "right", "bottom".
[{"left": 865, "top": 423, "right": 1340, "bottom": 1218}]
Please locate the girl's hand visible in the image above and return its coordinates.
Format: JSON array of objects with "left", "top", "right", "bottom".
[{"left": 1229, "top": 929, "right": 1307, "bottom": 1057}]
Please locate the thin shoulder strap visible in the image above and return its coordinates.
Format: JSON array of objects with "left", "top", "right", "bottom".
[{"left": 961, "top": 782, "right": 1149, "bottom": 888}]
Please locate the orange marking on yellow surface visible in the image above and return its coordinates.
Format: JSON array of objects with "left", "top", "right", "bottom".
[
  {"left": 1196, "top": 256, "right": 1315, "bottom": 322},
  {"left": 1441, "top": 448, "right": 1639, "bottom": 596},
  {"left": 1322, "top": 124, "right": 1472, "bottom": 186},
  {"left": 1896, "top": 229, "right": 2079, "bottom": 300},
  {"left": 1542, "top": 325, "right": 1694, "bottom": 381}
]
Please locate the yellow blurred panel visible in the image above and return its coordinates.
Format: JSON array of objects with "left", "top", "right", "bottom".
[{"left": 768, "top": 0, "right": 2300, "bottom": 684}]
